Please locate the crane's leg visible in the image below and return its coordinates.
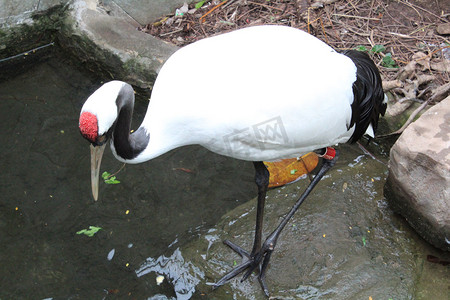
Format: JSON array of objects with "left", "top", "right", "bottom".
[
  {"left": 214, "top": 161, "right": 269, "bottom": 282},
  {"left": 214, "top": 150, "right": 339, "bottom": 297}
]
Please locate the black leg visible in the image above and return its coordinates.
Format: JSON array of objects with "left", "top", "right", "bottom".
[
  {"left": 251, "top": 161, "right": 270, "bottom": 255},
  {"left": 214, "top": 161, "right": 269, "bottom": 285},
  {"left": 214, "top": 152, "right": 339, "bottom": 297}
]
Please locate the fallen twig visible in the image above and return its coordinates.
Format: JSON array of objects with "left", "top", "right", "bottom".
[
  {"left": 357, "top": 142, "right": 387, "bottom": 166},
  {"left": 200, "top": 0, "right": 229, "bottom": 23},
  {"left": 333, "top": 13, "right": 381, "bottom": 21},
  {"left": 383, "top": 80, "right": 403, "bottom": 91},
  {"left": 106, "top": 163, "right": 126, "bottom": 179}
]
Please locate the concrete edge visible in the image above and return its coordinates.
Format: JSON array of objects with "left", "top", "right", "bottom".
[
  {"left": 61, "top": 0, "right": 179, "bottom": 89},
  {"left": 1, "top": 0, "right": 179, "bottom": 90}
]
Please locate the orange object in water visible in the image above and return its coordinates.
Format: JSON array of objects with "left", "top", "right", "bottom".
[{"left": 265, "top": 152, "right": 319, "bottom": 188}]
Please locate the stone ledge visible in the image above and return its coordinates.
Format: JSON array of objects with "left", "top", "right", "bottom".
[
  {"left": 60, "top": 0, "right": 179, "bottom": 89},
  {"left": 1, "top": 0, "right": 181, "bottom": 89}
]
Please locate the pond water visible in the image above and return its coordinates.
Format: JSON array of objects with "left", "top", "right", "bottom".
[
  {"left": 0, "top": 52, "right": 256, "bottom": 298},
  {"left": 1, "top": 51, "right": 448, "bottom": 300}
]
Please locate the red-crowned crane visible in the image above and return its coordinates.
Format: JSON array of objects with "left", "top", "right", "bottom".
[{"left": 79, "top": 25, "right": 386, "bottom": 297}]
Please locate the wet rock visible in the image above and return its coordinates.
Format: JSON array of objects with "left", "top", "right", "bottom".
[
  {"left": 385, "top": 96, "right": 450, "bottom": 251},
  {"left": 163, "top": 145, "right": 444, "bottom": 299}
]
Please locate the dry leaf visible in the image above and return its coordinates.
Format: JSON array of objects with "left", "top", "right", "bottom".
[
  {"left": 412, "top": 52, "right": 430, "bottom": 70},
  {"left": 342, "top": 182, "right": 348, "bottom": 192},
  {"left": 265, "top": 152, "right": 319, "bottom": 188},
  {"left": 431, "top": 60, "right": 450, "bottom": 73}
]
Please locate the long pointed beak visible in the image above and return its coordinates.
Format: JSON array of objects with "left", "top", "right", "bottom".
[{"left": 90, "top": 143, "right": 106, "bottom": 201}]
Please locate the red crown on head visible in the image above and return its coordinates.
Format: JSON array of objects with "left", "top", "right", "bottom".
[{"left": 79, "top": 111, "right": 98, "bottom": 142}]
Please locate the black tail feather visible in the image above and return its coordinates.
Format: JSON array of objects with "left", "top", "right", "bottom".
[{"left": 342, "top": 50, "right": 386, "bottom": 143}]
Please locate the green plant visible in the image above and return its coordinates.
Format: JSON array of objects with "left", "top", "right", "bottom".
[
  {"left": 195, "top": 0, "right": 206, "bottom": 9},
  {"left": 76, "top": 226, "right": 102, "bottom": 237},
  {"left": 355, "top": 44, "right": 398, "bottom": 68},
  {"left": 355, "top": 45, "right": 369, "bottom": 52},
  {"left": 102, "top": 171, "right": 120, "bottom": 184},
  {"left": 371, "top": 44, "right": 386, "bottom": 53},
  {"left": 382, "top": 53, "right": 397, "bottom": 68}
]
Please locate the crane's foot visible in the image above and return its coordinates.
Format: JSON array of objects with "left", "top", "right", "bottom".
[
  {"left": 213, "top": 150, "right": 339, "bottom": 297},
  {"left": 213, "top": 233, "right": 278, "bottom": 297}
]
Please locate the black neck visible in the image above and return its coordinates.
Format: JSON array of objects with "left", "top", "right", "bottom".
[{"left": 113, "top": 84, "right": 150, "bottom": 160}]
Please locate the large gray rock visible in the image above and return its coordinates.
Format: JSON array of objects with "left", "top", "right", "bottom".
[{"left": 385, "top": 96, "right": 450, "bottom": 251}]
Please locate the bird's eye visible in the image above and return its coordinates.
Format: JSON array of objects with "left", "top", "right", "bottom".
[{"left": 96, "top": 134, "right": 107, "bottom": 145}]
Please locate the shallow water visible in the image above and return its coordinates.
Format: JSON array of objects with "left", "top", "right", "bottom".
[
  {"left": 179, "top": 142, "right": 449, "bottom": 300},
  {"left": 0, "top": 54, "right": 256, "bottom": 298},
  {"left": 1, "top": 53, "right": 448, "bottom": 300}
]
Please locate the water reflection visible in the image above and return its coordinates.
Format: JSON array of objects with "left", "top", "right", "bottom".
[{"left": 136, "top": 248, "right": 204, "bottom": 299}]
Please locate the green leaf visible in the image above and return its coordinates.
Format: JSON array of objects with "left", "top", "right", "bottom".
[
  {"left": 102, "top": 171, "right": 121, "bottom": 184},
  {"left": 382, "top": 53, "right": 398, "bottom": 68},
  {"left": 105, "top": 176, "right": 121, "bottom": 184},
  {"left": 362, "top": 236, "right": 367, "bottom": 246},
  {"left": 290, "top": 169, "right": 297, "bottom": 175},
  {"left": 371, "top": 44, "right": 386, "bottom": 53},
  {"left": 77, "top": 226, "right": 102, "bottom": 237},
  {"left": 195, "top": 0, "right": 206, "bottom": 9},
  {"left": 355, "top": 45, "right": 368, "bottom": 52}
]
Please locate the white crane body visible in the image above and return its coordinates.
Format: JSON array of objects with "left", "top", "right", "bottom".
[{"left": 112, "top": 26, "right": 359, "bottom": 163}]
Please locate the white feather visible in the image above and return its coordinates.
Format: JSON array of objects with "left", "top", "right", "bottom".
[
  {"left": 81, "top": 81, "right": 125, "bottom": 136},
  {"left": 131, "top": 26, "right": 357, "bottom": 163},
  {"left": 365, "top": 124, "right": 375, "bottom": 138}
]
